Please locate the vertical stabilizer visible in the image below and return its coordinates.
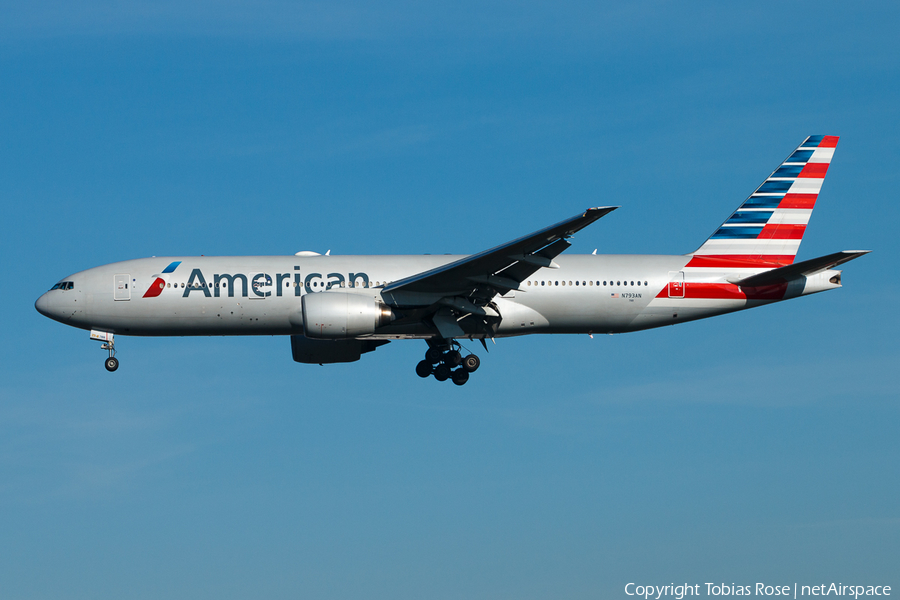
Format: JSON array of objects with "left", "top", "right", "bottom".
[{"left": 691, "top": 135, "right": 838, "bottom": 266}]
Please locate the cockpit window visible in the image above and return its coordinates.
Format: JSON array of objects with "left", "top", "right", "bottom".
[
  {"left": 50, "top": 282, "right": 73, "bottom": 291},
  {"left": 50, "top": 283, "right": 61, "bottom": 290}
]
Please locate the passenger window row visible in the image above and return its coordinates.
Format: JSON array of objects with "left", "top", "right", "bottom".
[
  {"left": 526, "top": 280, "right": 649, "bottom": 287},
  {"left": 154, "top": 278, "right": 649, "bottom": 292}
]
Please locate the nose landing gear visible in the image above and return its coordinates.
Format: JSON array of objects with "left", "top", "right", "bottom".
[
  {"left": 90, "top": 330, "right": 119, "bottom": 372},
  {"left": 415, "top": 340, "right": 480, "bottom": 385}
]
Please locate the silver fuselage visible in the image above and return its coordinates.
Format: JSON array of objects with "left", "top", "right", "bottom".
[{"left": 34, "top": 254, "right": 840, "bottom": 339}]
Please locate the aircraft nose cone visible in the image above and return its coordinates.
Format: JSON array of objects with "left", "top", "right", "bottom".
[{"left": 35, "top": 292, "right": 52, "bottom": 318}]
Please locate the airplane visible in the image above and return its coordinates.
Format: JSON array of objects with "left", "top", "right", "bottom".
[{"left": 35, "top": 135, "right": 868, "bottom": 385}]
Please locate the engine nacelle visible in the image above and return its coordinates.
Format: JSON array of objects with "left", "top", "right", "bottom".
[{"left": 301, "top": 292, "right": 393, "bottom": 339}]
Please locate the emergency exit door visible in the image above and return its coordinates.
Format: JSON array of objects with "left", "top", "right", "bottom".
[{"left": 114, "top": 274, "right": 131, "bottom": 301}]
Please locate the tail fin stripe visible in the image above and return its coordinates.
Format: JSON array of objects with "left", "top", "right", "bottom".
[
  {"left": 800, "top": 135, "right": 838, "bottom": 148},
  {"left": 787, "top": 149, "right": 814, "bottom": 162},
  {"left": 758, "top": 180, "right": 795, "bottom": 193},
  {"left": 758, "top": 224, "right": 806, "bottom": 239},
  {"left": 767, "top": 210, "right": 811, "bottom": 225},
  {"left": 685, "top": 255, "right": 796, "bottom": 268},
  {"left": 726, "top": 211, "right": 773, "bottom": 224},
  {"left": 778, "top": 194, "right": 817, "bottom": 209},
  {"left": 798, "top": 162, "right": 829, "bottom": 178},
  {"left": 696, "top": 239, "right": 802, "bottom": 258},
  {"left": 788, "top": 178, "right": 823, "bottom": 194},
  {"left": 801, "top": 135, "right": 826, "bottom": 147},
  {"left": 742, "top": 196, "right": 784, "bottom": 208},
  {"left": 808, "top": 147, "right": 835, "bottom": 162},
  {"left": 712, "top": 227, "right": 765, "bottom": 239},
  {"left": 773, "top": 165, "right": 805, "bottom": 177},
  {"left": 699, "top": 237, "right": 802, "bottom": 248}
]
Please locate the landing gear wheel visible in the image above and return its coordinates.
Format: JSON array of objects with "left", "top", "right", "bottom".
[
  {"left": 415, "top": 360, "right": 433, "bottom": 378},
  {"left": 444, "top": 350, "right": 462, "bottom": 367},
  {"left": 98, "top": 335, "right": 118, "bottom": 372},
  {"left": 451, "top": 369, "right": 469, "bottom": 386},
  {"left": 433, "top": 364, "right": 451, "bottom": 382},
  {"left": 425, "top": 347, "right": 443, "bottom": 364},
  {"left": 462, "top": 354, "right": 480, "bottom": 372}
]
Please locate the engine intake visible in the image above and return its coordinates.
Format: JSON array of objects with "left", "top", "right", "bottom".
[{"left": 301, "top": 292, "right": 393, "bottom": 339}]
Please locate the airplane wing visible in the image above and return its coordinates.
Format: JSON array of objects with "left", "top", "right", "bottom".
[
  {"left": 383, "top": 206, "right": 617, "bottom": 299},
  {"left": 731, "top": 250, "right": 870, "bottom": 288}
]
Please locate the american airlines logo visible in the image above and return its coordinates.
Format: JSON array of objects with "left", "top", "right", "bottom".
[
  {"left": 142, "top": 261, "right": 182, "bottom": 298},
  {"left": 144, "top": 263, "right": 372, "bottom": 299}
]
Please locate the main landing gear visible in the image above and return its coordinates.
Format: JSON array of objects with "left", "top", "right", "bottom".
[{"left": 415, "top": 341, "right": 480, "bottom": 385}]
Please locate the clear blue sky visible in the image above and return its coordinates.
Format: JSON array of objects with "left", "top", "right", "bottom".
[{"left": 1, "top": 2, "right": 897, "bottom": 598}]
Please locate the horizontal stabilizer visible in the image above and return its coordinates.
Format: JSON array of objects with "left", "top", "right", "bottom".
[{"left": 732, "top": 250, "right": 870, "bottom": 288}]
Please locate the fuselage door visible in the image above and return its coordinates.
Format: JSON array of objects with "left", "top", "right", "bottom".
[
  {"left": 114, "top": 274, "right": 131, "bottom": 301},
  {"left": 668, "top": 271, "right": 685, "bottom": 299}
]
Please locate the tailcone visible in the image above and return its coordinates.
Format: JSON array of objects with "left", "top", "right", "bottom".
[{"left": 802, "top": 269, "right": 843, "bottom": 296}]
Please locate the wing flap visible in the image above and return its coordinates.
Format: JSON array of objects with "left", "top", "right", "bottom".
[{"left": 432, "top": 310, "right": 467, "bottom": 339}]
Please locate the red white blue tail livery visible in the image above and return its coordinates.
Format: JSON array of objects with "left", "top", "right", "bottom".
[{"left": 693, "top": 135, "right": 838, "bottom": 267}]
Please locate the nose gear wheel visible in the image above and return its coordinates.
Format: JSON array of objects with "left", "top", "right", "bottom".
[{"left": 99, "top": 337, "right": 119, "bottom": 372}]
